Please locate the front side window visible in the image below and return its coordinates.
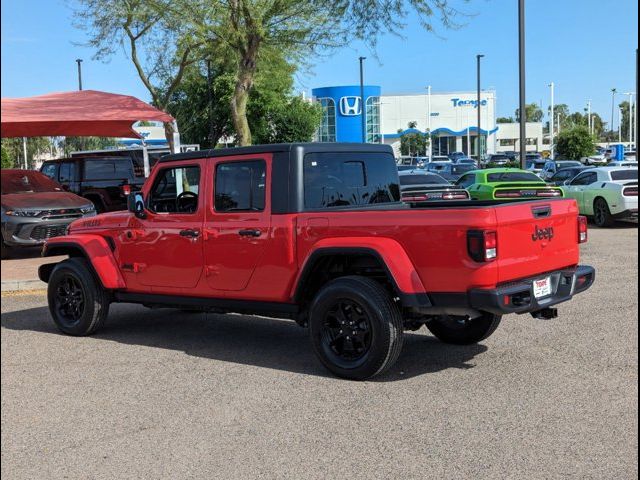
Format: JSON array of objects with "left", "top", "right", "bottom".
[
  {"left": 59, "top": 163, "right": 75, "bottom": 183},
  {"left": 41, "top": 163, "right": 58, "bottom": 180},
  {"left": 316, "top": 98, "right": 336, "bottom": 142},
  {"left": 215, "top": 160, "right": 266, "bottom": 212},
  {"left": 456, "top": 174, "right": 476, "bottom": 189},
  {"left": 149, "top": 165, "right": 200, "bottom": 213},
  {"left": 304, "top": 152, "right": 400, "bottom": 209},
  {"left": 570, "top": 172, "right": 597, "bottom": 186}
]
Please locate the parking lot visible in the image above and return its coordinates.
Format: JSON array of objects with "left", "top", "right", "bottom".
[{"left": 1, "top": 225, "right": 637, "bottom": 479}]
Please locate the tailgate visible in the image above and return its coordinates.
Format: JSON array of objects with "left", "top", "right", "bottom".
[{"left": 494, "top": 199, "right": 580, "bottom": 282}]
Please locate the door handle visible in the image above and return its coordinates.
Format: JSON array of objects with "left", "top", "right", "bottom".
[
  {"left": 238, "top": 229, "right": 261, "bottom": 237},
  {"left": 179, "top": 229, "right": 200, "bottom": 238}
]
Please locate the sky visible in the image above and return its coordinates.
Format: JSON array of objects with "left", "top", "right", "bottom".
[{"left": 1, "top": 0, "right": 638, "bottom": 126}]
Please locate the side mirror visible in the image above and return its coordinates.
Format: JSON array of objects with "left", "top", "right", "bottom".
[
  {"left": 563, "top": 179, "right": 571, "bottom": 186},
  {"left": 127, "top": 193, "right": 147, "bottom": 219}
]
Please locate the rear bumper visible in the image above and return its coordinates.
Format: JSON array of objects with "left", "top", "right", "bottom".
[
  {"left": 467, "top": 265, "right": 595, "bottom": 315},
  {"left": 612, "top": 208, "right": 638, "bottom": 221}
]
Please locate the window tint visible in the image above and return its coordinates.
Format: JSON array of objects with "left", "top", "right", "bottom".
[
  {"left": 570, "top": 172, "right": 597, "bottom": 186},
  {"left": 487, "top": 172, "right": 542, "bottom": 183},
  {"left": 149, "top": 166, "right": 200, "bottom": 213},
  {"left": 611, "top": 170, "right": 638, "bottom": 181},
  {"left": 84, "top": 158, "right": 132, "bottom": 180},
  {"left": 551, "top": 170, "right": 571, "bottom": 181},
  {"left": 59, "top": 163, "right": 75, "bottom": 182},
  {"left": 399, "top": 173, "right": 448, "bottom": 186},
  {"left": 215, "top": 161, "right": 266, "bottom": 212},
  {"left": 41, "top": 163, "right": 58, "bottom": 180},
  {"left": 303, "top": 152, "right": 400, "bottom": 209}
]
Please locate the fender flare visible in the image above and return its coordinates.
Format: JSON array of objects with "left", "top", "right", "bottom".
[
  {"left": 292, "top": 237, "right": 429, "bottom": 306},
  {"left": 40, "top": 234, "right": 126, "bottom": 289}
]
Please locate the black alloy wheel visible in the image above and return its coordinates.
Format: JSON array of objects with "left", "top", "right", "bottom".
[
  {"left": 593, "top": 198, "right": 614, "bottom": 228},
  {"left": 54, "top": 275, "right": 85, "bottom": 327},
  {"left": 320, "top": 299, "right": 373, "bottom": 368}
]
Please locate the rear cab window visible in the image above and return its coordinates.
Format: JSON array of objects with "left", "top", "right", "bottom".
[
  {"left": 83, "top": 158, "right": 133, "bottom": 180},
  {"left": 303, "top": 152, "right": 400, "bottom": 209},
  {"left": 487, "top": 172, "right": 542, "bottom": 183}
]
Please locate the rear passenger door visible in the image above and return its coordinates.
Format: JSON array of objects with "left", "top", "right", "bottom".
[{"left": 203, "top": 156, "right": 271, "bottom": 292}]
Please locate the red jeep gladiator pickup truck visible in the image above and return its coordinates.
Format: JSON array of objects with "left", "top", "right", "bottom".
[{"left": 39, "top": 143, "right": 595, "bottom": 380}]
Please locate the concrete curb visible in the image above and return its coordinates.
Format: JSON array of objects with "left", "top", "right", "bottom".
[{"left": 1, "top": 279, "right": 47, "bottom": 293}]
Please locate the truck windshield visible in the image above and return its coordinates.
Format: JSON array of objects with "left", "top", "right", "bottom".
[{"left": 304, "top": 152, "right": 400, "bottom": 208}]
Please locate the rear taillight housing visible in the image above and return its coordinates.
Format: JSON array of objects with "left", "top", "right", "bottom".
[
  {"left": 467, "top": 230, "right": 498, "bottom": 262},
  {"left": 536, "top": 189, "right": 562, "bottom": 197},
  {"left": 121, "top": 184, "right": 132, "bottom": 196},
  {"left": 442, "top": 191, "right": 470, "bottom": 200},
  {"left": 495, "top": 191, "right": 521, "bottom": 198},
  {"left": 578, "top": 215, "right": 588, "bottom": 244},
  {"left": 623, "top": 186, "right": 638, "bottom": 196}
]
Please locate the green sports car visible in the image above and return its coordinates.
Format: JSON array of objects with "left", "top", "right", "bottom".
[{"left": 455, "top": 168, "right": 564, "bottom": 200}]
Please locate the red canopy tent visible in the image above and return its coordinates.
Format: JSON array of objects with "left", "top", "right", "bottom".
[
  {"left": 0, "top": 90, "right": 174, "bottom": 138},
  {"left": 1, "top": 90, "right": 176, "bottom": 176}
]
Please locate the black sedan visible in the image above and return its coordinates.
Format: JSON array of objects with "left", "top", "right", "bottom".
[
  {"left": 398, "top": 170, "right": 469, "bottom": 203},
  {"left": 1, "top": 169, "right": 96, "bottom": 258}
]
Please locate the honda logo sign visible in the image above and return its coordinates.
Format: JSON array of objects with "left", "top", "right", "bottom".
[{"left": 339, "top": 96, "right": 362, "bottom": 116}]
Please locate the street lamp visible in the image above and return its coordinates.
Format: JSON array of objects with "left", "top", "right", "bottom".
[
  {"left": 623, "top": 92, "right": 636, "bottom": 147},
  {"left": 426, "top": 85, "right": 432, "bottom": 161},
  {"left": 518, "top": 0, "right": 527, "bottom": 169},
  {"left": 587, "top": 99, "right": 592, "bottom": 134},
  {"left": 75, "top": 58, "right": 83, "bottom": 91},
  {"left": 359, "top": 56, "right": 366, "bottom": 143},
  {"left": 476, "top": 54, "right": 484, "bottom": 160},
  {"left": 549, "top": 82, "right": 554, "bottom": 158},
  {"left": 610, "top": 88, "right": 617, "bottom": 144}
]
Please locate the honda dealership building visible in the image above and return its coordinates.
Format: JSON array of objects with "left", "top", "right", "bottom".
[{"left": 312, "top": 85, "right": 544, "bottom": 156}]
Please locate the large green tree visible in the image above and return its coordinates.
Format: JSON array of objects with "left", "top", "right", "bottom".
[
  {"left": 516, "top": 103, "right": 544, "bottom": 123},
  {"left": 0, "top": 138, "right": 53, "bottom": 169},
  {"left": 399, "top": 122, "right": 428, "bottom": 157},
  {"left": 76, "top": 0, "right": 471, "bottom": 146},
  {"left": 555, "top": 126, "right": 596, "bottom": 160},
  {"left": 73, "top": 0, "right": 203, "bottom": 147},
  {"left": 1, "top": 145, "right": 13, "bottom": 169}
]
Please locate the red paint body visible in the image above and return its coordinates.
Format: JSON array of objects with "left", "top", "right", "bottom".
[{"left": 44, "top": 152, "right": 584, "bottom": 304}]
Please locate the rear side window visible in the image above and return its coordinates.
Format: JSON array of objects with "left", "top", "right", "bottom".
[
  {"left": 487, "top": 172, "right": 542, "bottom": 183},
  {"left": 611, "top": 170, "right": 638, "bottom": 181},
  {"left": 303, "top": 152, "right": 400, "bottom": 209},
  {"left": 83, "top": 158, "right": 133, "bottom": 180},
  {"left": 215, "top": 160, "right": 266, "bottom": 212}
]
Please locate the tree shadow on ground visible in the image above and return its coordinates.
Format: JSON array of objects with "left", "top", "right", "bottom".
[{"left": 1, "top": 303, "right": 488, "bottom": 382}]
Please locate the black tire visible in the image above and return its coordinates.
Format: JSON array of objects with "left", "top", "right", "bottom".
[
  {"left": 47, "top": 257, "right": 110, "bottom": 336},
  {"left": 426, "top": 312, "right": 502, "bottom": 345},
  {"left": 308, "top": 276, "right": 404, "bottom": 380},
  {"left": 593, "top": 197, "right": 615, "bottom": 228}
]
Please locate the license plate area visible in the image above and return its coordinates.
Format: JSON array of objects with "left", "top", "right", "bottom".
[{"left": 533, "top": 276, "right": 552, "bottom": 298}]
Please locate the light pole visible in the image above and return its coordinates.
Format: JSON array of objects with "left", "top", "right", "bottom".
[
  {"left": 427, "top": 85, "right": 432, "bottom": 161},
  {"left": 610, "top": 88, "right": 617, "bottom": 144},
  {"left": 518, "top": 0, "right": 527, "bottom": 168},
  {"left": 587, "top": 99, "right": 592, "bottom": 134},
  {"left": 476, "top": 54, "right": 484, "bottom": 160},
  {"left": 75, "top": 58, "right": 83, "bottom": 90},
  {"left": 623, "top": 92, "right": 635, "bottom": 146},
  {"left": 359, "top": 56, "right": 366, "bottom": 143},
  {"left": 549, "top": 82, "right": 554, "bottom": 158}
]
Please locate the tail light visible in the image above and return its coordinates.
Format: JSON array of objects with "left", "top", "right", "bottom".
[
  {"left": 402, "top": 194, "right": 428, "bottom": 202},
  {"left": 536, "top": 189, "right": 562, "bottom": 197},
  {"left": 442, "top": 191, "right": 470, "bottom": 200},
  {"left": 577, "top": 215, "right": 588, "bottom": 244},
  {"left": 623, "top": 186, "right": 638, "bottom": 196},
  {"left": 121, "top": 184, "right": 132, "bottom": 196},
  {"left": 468, "top": 230, "right": 498, "bottom": 262},
  {"left": 495, "top": 191, "right": 521, "bottom": 198}
]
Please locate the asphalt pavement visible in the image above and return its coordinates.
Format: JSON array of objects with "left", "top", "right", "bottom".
[{"left": 1, "top": 225, "right": 638, "bottom": 479}]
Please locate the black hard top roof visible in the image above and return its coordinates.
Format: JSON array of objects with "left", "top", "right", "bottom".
[{"left": 160, "top": 142, "right": 394, "bottom": 163}]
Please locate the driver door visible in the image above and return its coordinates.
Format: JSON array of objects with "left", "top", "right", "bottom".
[
  {"left": 566, "top": 171, "right": 597, "bottom": 211},
  {"left": 120, "top": 161, "right": 205, "bottom": 289}
]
